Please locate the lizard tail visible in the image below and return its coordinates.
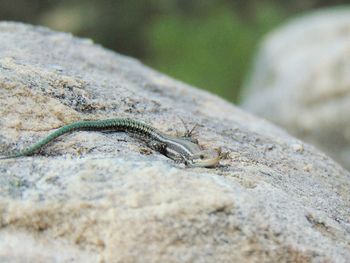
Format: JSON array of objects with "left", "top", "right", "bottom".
[
  {"left": 0, "top": 120, "right": 113, "bottom": 159},
  {"left": 0, "top": 154, "right": 20, "bottom": 160}
]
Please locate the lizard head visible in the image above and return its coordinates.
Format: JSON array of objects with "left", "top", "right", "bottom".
[{"left": 186, "top": 148, "right": 221, "bottom": 168}]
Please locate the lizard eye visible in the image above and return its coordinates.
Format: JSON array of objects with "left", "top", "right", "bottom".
[{"left": 199, "top": 154, "right": 205, "bottom": 159}]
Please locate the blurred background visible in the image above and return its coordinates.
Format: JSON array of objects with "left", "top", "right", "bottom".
[{"left": 0, "top": 0, "right": 348, "bottom": 103}]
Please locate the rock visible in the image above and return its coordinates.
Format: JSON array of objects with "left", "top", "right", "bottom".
[
  {"left": 0, "top": 22, "right": 349, "bottom": 263},
  {"left": 241, "top": 8, "right": 350, "bottom": 171}
]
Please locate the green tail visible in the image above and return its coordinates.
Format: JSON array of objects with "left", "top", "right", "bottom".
[
  {"left": 0, "top": 120, "right": 98, "bottom": 159},
  {"left": 0, "top": 154, "right": 20, "bottom": 160},
  {"left": 0, "top": 118, "right": 155, "bottom": 160}
]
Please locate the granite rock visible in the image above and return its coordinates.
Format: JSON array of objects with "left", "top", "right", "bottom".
[{"left": 0, "top": 22, "right": 349, "bottom": 263}]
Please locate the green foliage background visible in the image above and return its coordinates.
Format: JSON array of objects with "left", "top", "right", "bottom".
[
  {"left": 0, "top": 0, "right": 348, "bottom": 102},
  {"left": 145, "top": 3, "right": 286, "bottom": 101}
]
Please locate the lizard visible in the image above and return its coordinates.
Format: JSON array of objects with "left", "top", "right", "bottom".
[{"left": 0, "top": 118, "right": 221, "bottom": 168}]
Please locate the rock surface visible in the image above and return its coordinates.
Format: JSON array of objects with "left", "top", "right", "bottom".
[
  {"left": 0, "top": 22, "right": 349, "bottom": 262},
  {"left": 241, "top": 8, "right": 350, "bottom": 171}
]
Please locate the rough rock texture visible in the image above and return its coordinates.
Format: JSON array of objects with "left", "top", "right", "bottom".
[
  {"left": 0, "top": 22, "right": 349, "bottom": 263},
  {"left": 241, "top": 8, "right": 350, "bottom": 171}
]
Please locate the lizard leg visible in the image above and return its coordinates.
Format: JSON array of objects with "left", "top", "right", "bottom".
[
  {"left": 148, "top": 140, "right": 187, "bottom": 165},
  {"left": 147, "top": 140, "right": 167, "bottom": 155},
  {"left": 177, "top": 118, "right": 199, "bottom": 143}
]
